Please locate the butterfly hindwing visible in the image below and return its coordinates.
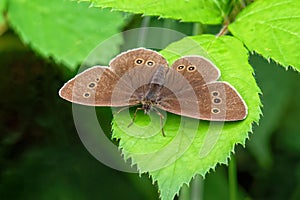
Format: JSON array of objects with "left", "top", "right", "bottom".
[
  {"left": 157, "top": 67, "right": 201, "bottom": 119},
  {"left": 198, "top": 82, "right": 247, "bottom": 121}
]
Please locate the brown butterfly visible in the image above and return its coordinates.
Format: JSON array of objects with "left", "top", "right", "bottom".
[{"left": 59, "top": 48, "right": 247, "bottom": 135}]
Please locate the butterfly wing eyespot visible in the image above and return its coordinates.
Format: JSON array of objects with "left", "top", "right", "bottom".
[
  {"left": 83, "top": 92, "right": 90, "bottom": 98},
  {"left": 211, "top": 108, "right": 220, "bottom": 114},
  {"left": 212, "top": 97, "right": 222, "bottom": 104},
  {"left": 211, "top": 91, "right": 219, "bottom": 96},
  {"left": 187, "top": 65, "right": 196, "bottom": 72},
  {"left": 135, "top": 58, "right": 144, "bottom": 65},
  {"left": 88, "top": 82, "right": 96, "bottom": 88},
  {"left": 177, "top": 65, "right": 185, "bottom": 71},
  {"left": 146, "top": 60, "right": 155, "bottom": 67}
]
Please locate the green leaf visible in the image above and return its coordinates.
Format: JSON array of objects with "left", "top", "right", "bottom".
[
  {"left": 80, "top": 0, "right": 231, "bottom": 24},
  {"left": 112, "top": 35, "right": 261, "bottom": 200},
  {"left": 0, "top": 0, "right": 5, "bottom": 21},
  {"left": 7, "top": 0, "right": 126, "bottom": 70},
  {"left": 0, "top": 0, "right": 7, "bottom": 35},
  {"left": 228, "top": 0, "right": 300, "bottom": 71}
]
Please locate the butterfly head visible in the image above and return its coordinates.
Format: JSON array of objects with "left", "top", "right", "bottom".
[{"left": 141, "top": 100, "right": 153, "bottom": 115}]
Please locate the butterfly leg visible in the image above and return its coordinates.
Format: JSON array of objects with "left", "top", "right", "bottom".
[
  {"left": 152, "top": 108, "right": 165, "bottom": 137},
  {"left": 115, "top": 106, "right": 128, "bottom": 114},
  {"left": 127, "top": 107, "right": 143, "bottom": 128},
  {"left": 115, "top": 105, "right": 136, "bottom": 115}
]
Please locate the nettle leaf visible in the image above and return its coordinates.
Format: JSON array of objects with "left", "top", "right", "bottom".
[
  {"left": 112, "top": 35, "right": 261, "bottom": 200},
  {"left": 7, "top": 0, "right": 126, "bottom": 70},
  {"left": 229, "top": 0, "right": 300, "bottom": 71},
  {"left": 80, "top": 0, "right": 231, "bottom": 24}
]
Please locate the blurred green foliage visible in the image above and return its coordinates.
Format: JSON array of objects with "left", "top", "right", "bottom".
[{"left": 7, "top": 0, "right": 126, "bottom": 70}]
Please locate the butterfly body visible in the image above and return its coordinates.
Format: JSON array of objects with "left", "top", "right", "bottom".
[
  {"left": 139, "top": 85, "right": 160, "bottom": 114},
  {"left": 59, "top": 48, "right": 248, "bottom": 122},
  {"left": 138, "top": 65, "right": 167, "bottom": 114}
]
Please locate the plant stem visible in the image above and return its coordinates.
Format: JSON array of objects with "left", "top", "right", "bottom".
[
  {"left": 137, "top": 16, "right": 151, "bottom": 46},
  {"left": 229, "top": 156, "right": 238, "bottom": 200},
  {"left": 179, "top": 22, "right": 207, "bottom": 200},
  {"left": 216, "top": 17, "right": 229, "bottom": 37},
  {"left": 238, "top": 0, "right": 246, "bottom": 8}
]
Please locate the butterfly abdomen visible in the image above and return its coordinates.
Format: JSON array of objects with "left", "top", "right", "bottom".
[{"left": 145, "top": 83, "right": 162, "bottom": 101}]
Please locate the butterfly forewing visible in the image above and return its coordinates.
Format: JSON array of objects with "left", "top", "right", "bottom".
[
  {"left": 59, "top": 66, "right": 137, "bottom": 106},
  {"left": 59, "top": 48, "right": 169, "bottom": 107},
  {"left": 171, "top": 56, "right": 220, "bottom": 85},
  {"left": 109, "top": 48, "right": 168, "bottom": 76}
]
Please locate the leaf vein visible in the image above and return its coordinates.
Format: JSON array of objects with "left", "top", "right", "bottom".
[
  {"left": 262, "top": 22, "right": 300, "bottom": 38},
  {"left": 263, "top": 16, "right": 300, "bottom": 23},
  {"left": 270, "top": 24, "right": 287, "bottom": 64},
  {"left": 237, "top": 1, "right": 294, "bottom": 20}
]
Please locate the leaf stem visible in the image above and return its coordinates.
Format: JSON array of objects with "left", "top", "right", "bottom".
[
  {"left": 216, "top": 18, "right": 229, "bottom": 37},
  {"left": 229, "top": 156, "right": 238, "bottom": 200},
  {"left": 238, "top": 0, "right": 246, "bottom": 8}
]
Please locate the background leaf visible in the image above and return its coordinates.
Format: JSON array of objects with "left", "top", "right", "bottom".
[
  {"left": 112, "top": 35, "right": 261, "bottom": 200},
  {"left": 247, "top": 55, "right": 296, "bottom": 169},
  {"left": 0, "top": 0, "right": 7, "bottom": 35},
  {"left": 229, "top": 0, "right": 300, "bottom": 71},
  {"left": 0, "top": 0, "right": 5, "bottom": 22},
  {"left": 7, "top": 0, "right": 126, "bottom": 70},
  {"left": 80, "top": 0, "right": 231, "bottom": 24}
]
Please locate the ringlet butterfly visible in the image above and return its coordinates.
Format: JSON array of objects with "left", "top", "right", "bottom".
[{"left": 59, "top": 48, "right": 247, "bottom": 136}]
